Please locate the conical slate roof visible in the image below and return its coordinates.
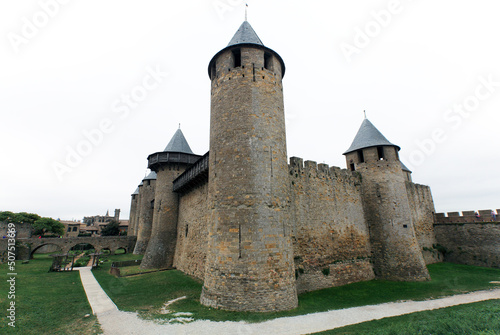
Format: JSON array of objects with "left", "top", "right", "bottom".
[
  {"left": 132, "top": 187, "right": 139, "bottom": 195},
  {"left": 344, "top": 119, "right": 400, "bottom": 155},
  {"left": 227, "top": 21, "right": 264, "bottom": 47},
  {"left": 143, "top": 171, "right": 157, "bottom": 181},
  {"left": 208, "top": 21, "right": 286, "bottom": 78},
  {"left": 164, "top": 129, "right": 194, "bottom": 154},
  {"left": 400, "top": 161, "right": 412, "bottom": 173}
]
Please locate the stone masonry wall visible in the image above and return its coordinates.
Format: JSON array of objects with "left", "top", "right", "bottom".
[
  {"left": 405, "top": 182, "right": 441, "bottom": 264},
  {"left": 434, "top": 223, "right": 500, "bottom": 268},
  {"left": 173, "top": 182, "right": 209, "bottom": 280},
  {"left": 141, "top": 164, "right": 190, "bottom": 269},
  {"left": 348, "top": 146, "right": 430, "bottom": 281},
  {"left": 133, "top": 180, "right": 155, "bottom": 254},
  {"left": 289, "top": 157, "right": 375, "bottom": 293},
  {"left": 201, "top": 46, "right": 298, "bottom": 312}
]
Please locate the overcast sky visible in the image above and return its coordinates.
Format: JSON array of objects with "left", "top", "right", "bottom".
[{"left": 1, "top": 0, "right": 499, "bottom": 221}]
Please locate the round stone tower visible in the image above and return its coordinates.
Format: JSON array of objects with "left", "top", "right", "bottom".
[
  {"left": 200, "top": 21, "right": 298, "bottom": 312},
  {"left": 133, "top": 171, "right": 157, "bottom": 254},
  {"left": 343, "top": 118, "right": 430, "bottom": 281},
  {"left": 140, "top": 129, "right": 201, "bottom": 269},
  {"left": 128, "top": 187, "right": 140, "bottom": 235}
]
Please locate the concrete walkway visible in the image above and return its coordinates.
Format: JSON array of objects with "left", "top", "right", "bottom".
[
  {"left": 76, "top": 267, "right": 118, "bottom": 315},
  {"left": 77, "top": 268, "right": 500, "bottom": 335}
]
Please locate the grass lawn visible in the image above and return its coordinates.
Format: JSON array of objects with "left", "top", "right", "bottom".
[
  {"left": 313, "top": 299, "right": 500, "bottom": 335},
  {"left": 0, "top": 253, "right": 101, "bottom": 335},
  {"left": 93, "top": 260, "right": 500, "bottom": 323}
]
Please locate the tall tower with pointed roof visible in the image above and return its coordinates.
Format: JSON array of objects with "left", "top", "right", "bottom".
[
  {"left": 133, "top": 171, "right": 157, "bottom": 254},
  {"left": 128, "top": 186, "right": 140, "bottom": 235},
  {"left": 140, "top": 129, "right": 201, "bottom": 268},
  {"left": 343, "top": 119, "right": 430, "bottom": 281},
  {"left": 201, "top": 21, "right": 298, "bottom": 312}
]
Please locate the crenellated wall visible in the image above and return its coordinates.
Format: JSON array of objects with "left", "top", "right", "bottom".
[
  {"left": 406, "top": 182, "right": 440, "bottom": 264},
  {"left": 288, "top": 157, "right": 375, "bottom": 293},
  {"left": 173, "top": 182, "right": 209, "bottom": 280},
  {"left": 434, "top": 222, "right": 500, "bottom": 268}
]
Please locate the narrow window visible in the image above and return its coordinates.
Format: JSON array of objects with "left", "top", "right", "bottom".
[
  {"left": 377, "top": 146, "right": 385, "bottom": 160},
  {"left": 146, "top": 180, "right": 150, "bottom": 186},
  {"left": 185, "top": 225, "right": 188, "bottom": 237},
  {"left": 232, "top": 48, "right": 241, "bottom": 68},
  {"left": 150, "top": 199, "right": 155, "bottom": 209},
  {"left": 264, "top": 52, "right": 272, "bottom": 70},
  {"left": 350, "top": 163, "right": 355, "bottom": 171},
  {"left": 403, "top": 224, "right": 408, "bottom": 228},
  {"left": 210, "top": 62, "right": 216, "bottom": 79},
  {"left": 357, "top": 150, "right": 365, "bottom": 163}
]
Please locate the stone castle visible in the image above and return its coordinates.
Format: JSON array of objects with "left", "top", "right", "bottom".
[{"left": 128, "top": 21, "right": 440, "bottom": 312}]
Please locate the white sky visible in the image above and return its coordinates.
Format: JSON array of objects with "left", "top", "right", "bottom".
[{"left": 1, "top": 0, "right": 499, "bottom": 221}]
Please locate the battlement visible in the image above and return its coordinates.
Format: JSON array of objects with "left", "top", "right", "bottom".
[
  {"left": 289, "top": 157, "right": 360, "bottom": 182},
  {"left": 435, "top": 209, "right": 499, "bottom": 224},
  {"left": 173, "top": 152, "right": 209, "bottom": 194}
]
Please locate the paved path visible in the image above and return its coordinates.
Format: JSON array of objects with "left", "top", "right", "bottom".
[
  {"left": 76, "top": 267, "right": 118, "bottom": 315},
  {"left": 77, "top": 267, "right": 500, "bottom": 335}
]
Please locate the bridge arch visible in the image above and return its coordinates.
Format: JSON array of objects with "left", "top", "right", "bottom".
[
  {"left": 13, "top": 236, "right": 137, "bottom": 260},
  {"left": 30, "top": 243, "right": 63, "bottom": 259}
]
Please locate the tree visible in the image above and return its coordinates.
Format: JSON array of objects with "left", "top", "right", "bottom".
[
  {"left": 101, "top": 220, "right": 120, "bottom": 236},
  {"left": 32, "top": 217, "right": 65, "bottom": 237},
  {"left": 0, "top": 211, "right": 40, "bottom": 224}
]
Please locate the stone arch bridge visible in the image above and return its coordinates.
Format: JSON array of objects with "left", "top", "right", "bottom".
[{"left": 15, "top": 236, "right": 137, "bottom": 259}]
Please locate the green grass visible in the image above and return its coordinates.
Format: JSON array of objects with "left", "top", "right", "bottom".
[
  {"left": 0, "top": 253, "right": 101, "bottom": 334},
  {"left": 93, "top": 261, "right": 500, "bottom": 323},
  {"left": 313, "top": 299, "right": 500, "bottom": 334}
]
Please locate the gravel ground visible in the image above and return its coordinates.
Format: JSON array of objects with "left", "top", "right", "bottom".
[{"left": 96, "top": 289, "right": 500, "bottom": 335}]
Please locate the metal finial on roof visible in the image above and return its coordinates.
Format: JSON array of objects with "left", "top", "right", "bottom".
[
  {"left": 364, "top": 110, "right": 367, "bottom": 119},
  {"left": 179, "top": 123, "right": 181, "bottom": 129},
  {"left": 245, "top": 3, "right": 248, "bottom": 21}
]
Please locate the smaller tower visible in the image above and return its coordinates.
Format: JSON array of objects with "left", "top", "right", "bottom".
[
  {"left": 140, "top": 129, "right": 201, "bottom": 269},
  {"left": 133, "top": 171, "right": 157, "bottom": 254},
  {"left": 128, "top": 187, "right": 140, "bottom": 235},
  {"left": 344, "top": 118, "right": 430, "bottom": 281},
  {"left": 114, "top": 209, "right": 120, "bottom": 221}
]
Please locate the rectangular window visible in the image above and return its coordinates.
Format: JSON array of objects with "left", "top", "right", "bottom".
[
  {"left": 264, "top": 52, "right": 272, "bottom": 70},
  {"left": 150, "top": 199, "right": 155, "bottom": 209},
  {"left": 377, "top": 146, "right": 385, "bottom": 160},
  {"left": 357, "top": 150, "right": 365, "bottom": 163},
  {"left": 232, "top": 48, "right": 241, "bottom": 68},
  {"left": 350, "top": 163, "right": 355, "bottom": 172}
]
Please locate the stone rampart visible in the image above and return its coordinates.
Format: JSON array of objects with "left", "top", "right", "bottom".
[
  {"left": 173, "top": 181, "right": 209, "bottom": 280},
  {"left": 435, "top": 209, "right": 499, "bottom": 223},
  {"left": 434, "top": 222, "right": 500, "bottom": 268},
  {"left": 289, "top": 157, "right": 375, "bottom": 293},
  {"left": 405, "top": 182, "right": 440, "bottom": 264}
]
